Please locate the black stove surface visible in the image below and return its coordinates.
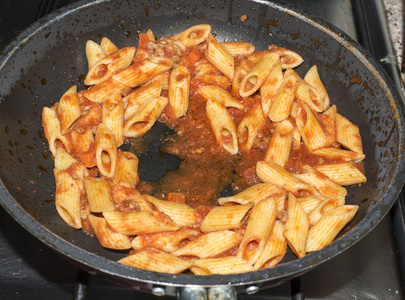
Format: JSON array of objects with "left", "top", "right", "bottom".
[{"left": 0, "top": 0, "right": 404, "bottom": 299}]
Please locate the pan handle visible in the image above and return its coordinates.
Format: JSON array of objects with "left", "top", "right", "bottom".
[{"left": 178, "top": 286, "right": 237, "bottom": 300}]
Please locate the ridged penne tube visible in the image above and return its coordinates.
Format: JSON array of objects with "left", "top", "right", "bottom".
[
  {"left": 103, "top": 211, "right": 179, "bottom": 235},
  {"left": 82, "top": 77, "right": 131, "bottom": 103},
  {"left": 144, "top": 71, "right": 170, "bottom": 90},
  {"left": 193, "top": 62, "right": 218, "bottom": 76},
  {"left": 308, "top": 196, "right": 345, "bottom": 226},
  {"left": 113, "top": 150, "right": 139, "bottom": 188},
  {"left": 192, "top": 74, "right": 231, "bottom": 88},
  {"left": 88, "top": 214, "right": 131, "bottom": 250},
  {"left": 132, "top": 228, "right": 201, "bottom": 252},
  {"left": 119, "top": 249, "right": 194, "bottom": 274},
  {"left": 232, "top": 66, "right": 248, "bottom": 95},
  {"left": 319, "top": 104, "right": 337, "bottom": 147},
  {"left": 295, "top": 103, "right": 328, "bottom": 152},
  {"left": 260, "top": 63, "right": 283, "bottom": 115},
  {"left": 297, "top": 195, "right": 324, "bottom": 215},
  {"left": 143, "top": 195, "right": 197, "bottom": 227},
  {"left": 220, "top": 42, "right": 255, "bottom": 56},
  {"left": 84, "top": 178, "right": 115, "bottom": 213},
  {"left": 42, "top": 107, "right": 70, "bottom": 156},
  {"left": 336, "top": 113, "right": 363, "bottom": 154},
  {"left": 274, "top": 190, "right": 287, "bottom": 214},
  {"left": 304, "top": 65, "right": 330, "bottom": 110},
  {"left": 112, "top": 56, "right": 173, "bottom": 88},
  {"left": 239, "top": 52, "right": 279, "bottom": 97},
  {"left": 268, "top": 73, "right": 299, "bottom": 122},
  {"left": 95, "top": 123, "right": 117, "bottom": 178},
  {"left": 237, "top": 198, "right": 277, "bottom": 264},
  {"left": 270, "top": 47, "right": 304, "bottom": 69},
  {"left": 296, "top": 165, "right": 347, "bottom": 198},
  {"left": 85, "top": 40, "right": 105, "bottom": 69},
  {"left": 314, "top": 163, "right": 367, "bottom": 186},
  {"left": 168, "top": 66, "right": 190, "bottom": 118},
  {"left": 254, "top": 220, "right": 287, "bottom": 270},
  {"left": 284, "top": 193, "right": 309, "bottom": 259},
  {"left": 54, "top": 170, "right": 82, "bottom": 229},
  {"left": 265, "top": 119, "right": 294, "bottom": 167},
  {"left": 100, "top": 37, "right": 119, "bottom": 56},
  {"left": 190, "top": 257, "right": 255, "bottom": 275},
  {"left": 292, "top": 125, "right": 302, "bottom": 150},
  {"left": 218, "top": 183, "right": 283, "bottom": 205},
  {"left": 200, "top": 203, "right": 253, "bottom": 232},
  {"left": 206, "top": 99, "right": 238, "bottom": 155},
  {"left": 85, "top": 47, "right": 136, "bottom": 85},
  {"left": 55, "top": 148, "right": 89, "bottom": 179},
  {"left": 198, "top": 85, "right": 244, "bottom": 110},
  {"left": 172, "top": 24, "right": 211, "bottom": 48},
  {"left": 256, "top": 160, "right": 314, "bottom": 195},
  {"left": 306, "top": 205, "right": 358, "bottom": 252},
  {"left": 58, "top": 86, "right": 81, "bottom": 134},
  {"left": 204, "top": 34, "right": 234, "bottom": 79},
  {"left": 172, "top": 230, "right": 242, "bottom": 258},
  {"left": 312, "top": 148, "right": 365, "bottom": 163},
  {"left": 102, "top": 93, "right": 124, "bottom": 146},
  {"left": 146, "top": 29, "right": 155, "bottom": 41},
  {"left": 123, "top": 81, "right": 163, "bottom": 120},
  {"left": 295, "top": 80, "right": 324, "bottom": 113},
  {"left": 124, "top": 96, "right": 168, "bottom": 137},
  {"left": 238, "top": 104, "right": 266, "bottom": 151}
]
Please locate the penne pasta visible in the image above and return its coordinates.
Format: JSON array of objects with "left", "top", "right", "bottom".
[
  {"left": 95, "top": 123, "right": 117, "bottom": 178},
  {"left": 336, "top": 113, "right": 363, "bottom": 154},
  {"left": 307, "top": 196, "right": 345, "bottom": 227},
  {"left": 312, "top": 147, "right": 365, "bottom": 163},
  {"left": 237, "top": 103, "right": 266, "bottom": 151},
  {"left": 260, "top": 63, "right": 283, "bottom": 115},
  {"left": 204, "top": 34, "right": 234, "bottom": 79},
  {"left": 218, "top": 183, "right": 283, "bottom": 205},
  {"left": 304, "top": 65, "right": 330, "bottom": 110},
  {"left": 265, "top": 119, "right": 294, "bottom": 167},
  {"left": 269, "top": 47, "right": 304, "bottom": 69},
  {"left": 314, "top": 163, "right": 367, "bottom": 186},
  {"left": 168, "top": 66, "right": 190, "bottom": 118},
  {"left": 198, "top": 85, "right": 244, "bottom": 110},
  {"left": 100, "top": 37, "right": 119, "bottom": 56},
  {"left": 172, "top": 24, "right": 211, "bottom": 49},
  {"left": 85, "top": 40, "right": 105, "bottom": 69},
  {"left": 84, "top": 177, "right": 115, "bottom": 213},
  {"left": 220, "top": 42, "right": 255, "bottom": 56},
  {"left": 113, "top": 150, "right": 139, "bottom": 188},
  {"left": 58, "top": 86, "right": 81, "bottom": 134},
  {"left": 190, "top": 257, "right": 255, "bottom": 275},
  {"left": 42, "top": 106, "right": 70, "bottom": 156},
  {"left": 102, "top": 93, "right": 124, "bottom": 146},
  {"left": 82, "top": 77, "right": 131, "bottom": 103}
]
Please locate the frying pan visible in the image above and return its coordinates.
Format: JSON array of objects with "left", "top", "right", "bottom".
[{"left": 0, "top": 0, "right": 404, "bottom": 297}]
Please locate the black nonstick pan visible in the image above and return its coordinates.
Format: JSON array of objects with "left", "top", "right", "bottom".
[{"left": 0, "top": 0, "right": 404, "bottom": 297}]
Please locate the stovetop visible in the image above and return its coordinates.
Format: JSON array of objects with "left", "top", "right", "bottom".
[{"left": 0, "top": 0, "right": 404, "bottom": 299}]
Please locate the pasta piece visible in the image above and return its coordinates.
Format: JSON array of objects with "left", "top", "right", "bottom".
[
  {"left": 84, "top": 178, "right": 115, "bottom": 213},
  {"left": 198, "top": 85, "right": 244, "bottom": 110},
  {"left": 218, "top": 183, "right": 283, "bottom": 205},
  {"left": 112, "top": 56, "right": 173, "bottom": 88},
  {"left": 54, "top": 170, "right": 82, "bottom": 229},
  {"left": 268, "top": 72, "right": 299, "bottom": 122},
  {"left": 336, "top": 113, "right": 363, "bottom": 154},
  {"left": 314, "top": 163, "right": 367, "bottom": 186},
  {"left": 193, "top": 62, "right": 218, "bottom": 76},
  {"left": 319, "top": 104, "right": 337, "bottom": 147},
  {"left": 119, "top": 249, "right": 193, "bottom": 274},
  {"left": 260, "top": 63, "right": 283, "bottom": 115},
  {"left": 269, "top": 47, "right": 304, "bottom": 69},
  {"left": 102, "top": 93, "right": 124, "bottom": 146},
  {"left": 143, "top": 195, "right": 198, "bottom": 227},
  {"left": 82, "top": 77, "right": 131, "bottom": 103},
  {"left": 238, "top": 103, "right": 266, "bottom": 152},
  {"left": 306, "top": 205, "right": 358, "bottom": 252},
  {"left": 190, "top": 257, "right": 255, "bottom": 275},
  {"left": 146, "top": 29, "right": 155, "bottom": 41},
  {"left": 124, "top": 96, "right": 168, "bottom": 137},
  {"left": 297, "top": 195, "right": 324, "bottom": 215},
  {"left": 168, "top": 66, "right": 190, "bottom": 118},
  {"left": 113, "top": 150, "right": 139, "bottom": 188},
  {"left": 171, "top": 24, "right": 211, "bottom": 49},
  {"left": 254, "top": 220, "right": 287, "bottom": 269},
  {"left": 204, "top": 34, "right": 234, "bottom": 79},
  {"left": 265, "top": 119, "right": 294, "bottom": 167},
  {"left": 123, "top": 81, "right": 163, "bottom": 120},
  {"left": 95, "top": 123, "right": 117, "bottom": 178},
  {"left": 256, "top": 160, "right": 314, "bottom": 195},
  {"left": 192, "top": 74, "right": 231, "bottom": 88},
  {"left": 296, "top": 165, "right": 347, "bottom": 198},
  {"left": 110, "top": 184, "right": 151, "bottom": 211},
  {"left": 133, "top": 33, "right": 154, "bottom": 62},
  {"left": 71, "top": 129, "right": 96, "bottom": 168},
  {"left": 85, "top": 47, "right": 136, "bottom": 85},
  {"left": 308, "top": 196, "right": 345, "bottom": 226},
  {"left": 220, "top": 42, "right": 255, "bottom": 56},
  {"left": 58, "top": 86, "right": 81, "bottom": 134},
  {"left": 239, "top": 52, "right": 279, "bottom": 97},
  {"left": 42, "top": 107, "right": 70, "bottom": 156},
  {"left": 88, "top": 214, "right": 131, "bottom": 250},
  {"left": 232, "top": 66, "right": 248, "bottom": 95},
  {"left": 144, "top": 70, "right": 171, "bottom": 90},
  {"left": 312, "top": 148, "right": 365, "bottom": 163},
  {"left": 284, "top": 193, "right": 309, "bottom": 259},
  {"left": 85, "top": 40, "right": 105, "bottom": 69},
  {"left": 54, "top": 147, "right": 89, "bottom": 179},
  {"left": 304, "top": 65, "right": 330, "bottom": 110},
  {"left": 200, "top": 203, "right": 253, "bottom": 232},
  {"left": 206, "top": 99, "right": 238, "bottom": 155},
  {"left": 100, "top": 37, "right": 119, "bottom": 56},
  {"left": 103, "top": 211, "right": 179, "bottom": 235},
  {"left": 295, "top": 103, "right": 328, "bottom": 152},
  {"left": 295, "top": 79, "right": 324, "bottom": 113},
  {"left": 172, "top": 230, "right": 242, "bottom": 258},
  {"left": 132, "top": 228, "right": 201, "bottom": 252},
  {"left": 237, "top": 198, "right": 277, "bottom": 264},
  {"left": 274, "top": 190, "right": 287, "bottom": 214}
]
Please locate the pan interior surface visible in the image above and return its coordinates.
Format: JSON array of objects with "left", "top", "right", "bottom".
[{"left": 0, "top": 0, "right": 404, "bottom": 287}]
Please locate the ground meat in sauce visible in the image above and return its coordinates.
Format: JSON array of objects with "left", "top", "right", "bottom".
[{"left": 147, "top": 39, "right": 182, "bottom": 65}]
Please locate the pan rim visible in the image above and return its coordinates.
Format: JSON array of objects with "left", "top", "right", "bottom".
[{"left": 0, "top": 0, "right": 404, "bottom": 288}]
